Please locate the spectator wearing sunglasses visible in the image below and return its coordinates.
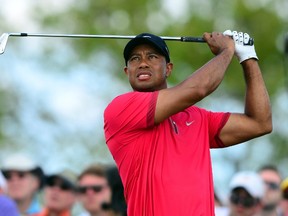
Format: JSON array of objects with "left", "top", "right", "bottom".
[
  {"left": 225, "top": 171, "right": 265, "bottom": 216},
  {"left": 77, "top": 164, "right": 114, "bottom": 216},
  {"left": 1, "top": 153, "right": 45, "bottom": 216},
  {"left": 258, "top": 165, "right": 283, "bottom": 216},
  {"left": 34, "top": 169, "right": 77, "bottom": 216},
  {"left": 280, "top": 177, "right": 288, "bottom": 216}
]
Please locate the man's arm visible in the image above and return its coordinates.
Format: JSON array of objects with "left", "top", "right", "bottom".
[
  {"left": 220, "top": 59, "right": 272, "bottom": 146},
  {"left": 155, "top": 32, "right": 235, "bottom": 124},
  {"left": 219, "top": 31, "right": 272, "bottom": 145}
]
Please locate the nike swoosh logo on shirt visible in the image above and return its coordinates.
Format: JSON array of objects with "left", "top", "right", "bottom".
[{"left": 186, "top": 121, "right": 194, "bottom": 126}]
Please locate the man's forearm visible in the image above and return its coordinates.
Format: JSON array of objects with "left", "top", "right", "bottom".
[{"left": 242, "top": 59, "right": 272, "bottom": 132}]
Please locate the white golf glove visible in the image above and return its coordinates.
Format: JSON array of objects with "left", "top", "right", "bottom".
[{"left": 223, "top": 30, "right": 258, "bottom": 63}]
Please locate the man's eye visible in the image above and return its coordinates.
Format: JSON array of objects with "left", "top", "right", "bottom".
[
  {"left": 130, "top": 56, "right": 139, "bottom": 61},
  {"left": 149, "top": 54, "right": 158, "bottom": 59}
]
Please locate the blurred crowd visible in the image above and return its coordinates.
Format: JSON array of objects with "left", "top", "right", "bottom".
[
  {"left": 215, "top": 165, "right": 288, "bottom": 216},
  {"left": 0, "top": 153, "right": 127, "bottom": 216},
  {"left": 0, "top": 152, "right": 288, "bottom": 216}
]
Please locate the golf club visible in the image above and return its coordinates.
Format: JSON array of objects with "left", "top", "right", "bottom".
[
  {"left": 0, "top": 32, "right": 206, "bottom": 55},
  {"left": 0, "top": 32, "right": 254, "bottom": 55}
]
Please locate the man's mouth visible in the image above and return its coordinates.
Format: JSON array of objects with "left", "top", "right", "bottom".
[{"left": 137, "top": 72, "right": 152, "bottom": 81}]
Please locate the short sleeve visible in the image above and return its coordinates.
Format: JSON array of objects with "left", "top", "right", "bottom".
[{"left": 104, "top": 91, "right": 158, "bottom": 142}]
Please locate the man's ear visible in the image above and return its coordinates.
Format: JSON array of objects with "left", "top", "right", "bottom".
[
  {"left": 165, "top": 62, "right": 173, "bottom": 77},
  {"left": 124, "top": 66, "right": 128, "bottom": 76}
]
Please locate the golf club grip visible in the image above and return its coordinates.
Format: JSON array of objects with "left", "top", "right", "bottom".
[
  {"left": 180, "top": 36, "right": 254, "bottom": 45},
  {"left": 246, "top": 38, "right": 254, "bottom": 46},
  {"left": 181, "top": 37, "right": 205, "bottom": 43}
]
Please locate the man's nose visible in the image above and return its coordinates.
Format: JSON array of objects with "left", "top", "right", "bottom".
[{"left": 138, "top": 57, "right": 149, "bottom": 68}]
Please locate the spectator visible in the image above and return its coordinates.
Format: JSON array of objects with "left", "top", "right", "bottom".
[
  {"left": 106, "top": 166, "right": 127, "bottom": 216},
  {"left": 225, "top": 171, "right": 265, "bottom": 216},
  {"left": 0, "top": 171, "right": 20, "bottom": 216},
  {"left": 280, "top": 177, "right": 288, "bottom": 216},
  {"left": 34, "top": 169, "right": 77, "bottom": 216},
  {"left": 1, "top": 153, "right": 45, "bottom": 215},
  {"left": 258, "top": 165, "right": 283, "bottom": 216},
  {"left": 77, "top": 164, "right": 114, "bottom": 216}
]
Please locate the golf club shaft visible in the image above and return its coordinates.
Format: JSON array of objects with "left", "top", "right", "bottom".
[
  {"left": 0, "top": 32, "right": 255, "bottom": 55},
  {"left": 8, "top": 32, "right": 206, "bottom": 42}
]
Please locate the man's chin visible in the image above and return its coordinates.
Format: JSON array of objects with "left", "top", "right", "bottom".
[{"left": 132, "top": 84, "right": 155, "bottom": 92}]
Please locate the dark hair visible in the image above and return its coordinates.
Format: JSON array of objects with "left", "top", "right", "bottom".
[
  {"left": 258, "top": 164, "right": 282, "bottom": 179},
  {"left": 77, "top": 164, "right": 108, "bottom": 181},
  {"left": 31, "top": 167, "right": 45, "bottom": 190},
  {"left": 106, "top": 166, "right": 127, "bottom": 215},
  {"left": 258, "top": 164, "right": 279, "bottom": 173}
]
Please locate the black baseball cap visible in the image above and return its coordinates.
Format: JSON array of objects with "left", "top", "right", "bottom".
[
  {"left": 123, "top": 33, "right": 170, "bottom": 65},
  {"left": 45, "top": 169, "right": 77, "bottom": 191}
]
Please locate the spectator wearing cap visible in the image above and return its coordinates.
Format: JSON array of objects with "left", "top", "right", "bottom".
[
  {"left": 280, "top": 177, "right": 288, "bottom": 216},
  {"left": 223, "top": 171, "right": 265, "bottom": 216},
  {"left": 1, "top": 153, "right": 45, "bottom": 216},
  {"left": 34, "top": 169, "right": 77, "bottom": 216},
  {"left": 258, "top": 165, "right": 283, "bottom": 216},
  {"left": 77, "top": 164, "right": 115, "bottom": 216},
  {"left": 0, "top": 171, "right": 20, "bottom": 216}
]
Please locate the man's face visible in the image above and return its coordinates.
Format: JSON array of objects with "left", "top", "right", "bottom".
[
  {"left": 3, "top": 170, "right": 40, "bottom": 201},
  {"left": 44, "top": 177, "right": 76, "bottom": 212},
  {"left": 77, "top": 174, "right": 112, "bottom": 214},
  {"left": 229, "top": 188, "right": 262, "bottom": 216},
  {"left": 259, "top": 170, "right": 282, "bottom": 208},
  {"left": 124, "top": 43, "right": 173, "bottom": 92}
]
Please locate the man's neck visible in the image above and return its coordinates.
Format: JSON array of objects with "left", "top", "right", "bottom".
[
  {"left": 16, "top": 197, "right": 33, "bottom": 214},
  {"left": 261, "top": 208, "right": 280, "bottom": 216},
  {"left": 90, "top": 210, "right": 114, "bottom": 216},
  {"left": 46, "top": 208, "right": 71, "bottom": 216}
]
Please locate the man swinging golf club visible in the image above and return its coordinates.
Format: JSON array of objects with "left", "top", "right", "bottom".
[{"left": 104, "top": 30, "right": 272, "bottom": 216}]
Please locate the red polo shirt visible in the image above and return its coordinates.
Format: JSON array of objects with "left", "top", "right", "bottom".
[{"left": 104, "top": 91, "right": 230, "bottom": 216}]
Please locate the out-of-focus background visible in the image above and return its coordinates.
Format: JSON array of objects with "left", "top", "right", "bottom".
[{"left": 0, "top": 0, "right": 287, "bottom": 198}]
